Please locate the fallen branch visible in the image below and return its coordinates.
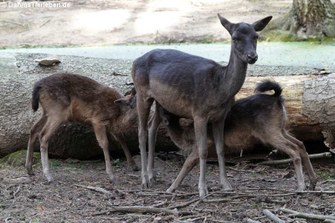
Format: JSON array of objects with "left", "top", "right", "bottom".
[
  {"left": 203, "top": 192, "right": 297, "bottom": 203},
  {"left": 2, "top": 176, "right": 32, "bottom": 184},
  {"left": 280, "top": 208, "right": 335, "bottom": 221},
  {"left": 259, "top": 152, "right": 332, "bottom": 165},
  {"left": 245, "top": 187, "right": 335, "bottom": 195},
  {"left": 74, "top": 184, "right": 117, "bottom": 196},
  {"left": 109, "top": 205, "right": 179, "bottom": 216},
  {"left": 263, "top": 209, "right": 285, "bottom": 223},
  {"left": 169, "top": 197, "right": 200, "bottom": 209},
  {"left": 246, "top": 219, "right": 261, "bottom": 223},
  {"left": 90, "top": 205, "right": 179, "bottom": 217},
  {"left": 13, "top": 185, "right": 21, "bottom": 198},
  {"left": 296, "top": 190, "right": 335, "bottom": 195},
  {"left": 152, "top": 200, "right": 169, "bottom": 208}
]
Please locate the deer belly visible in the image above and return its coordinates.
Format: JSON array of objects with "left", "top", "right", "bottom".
[
  {"left": 70, "top": 100, "right": 92, "bottom": 121},
  {"left": 150, "top": 82, "right": 193, "bottom": 118}
]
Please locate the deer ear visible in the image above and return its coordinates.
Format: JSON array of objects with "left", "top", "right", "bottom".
[
  {"left": 114, "top": 96, "right": 135, "bottom": 109},
  {"left": 218, "top": 14, "right": 235, "bottom": 35},
  {"left": 252, "top": 16, "right": 272, "bottom": 31},
  {"left": 114, "top": 98, "right": 128, "bottom": 106}
]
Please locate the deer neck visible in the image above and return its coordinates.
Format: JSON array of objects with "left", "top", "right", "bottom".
[
  {"left": 123, "top": 108, "right": 138, "bottom": 127},
  {"left": 224, "top": 48, "right": 248, "bottom": 97}
]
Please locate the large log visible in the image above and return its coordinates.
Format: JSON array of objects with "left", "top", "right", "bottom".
[
  {"left": 0, "top": 53, "right": 177, "bottom": 159},
  {"left": 238, "top": 73, "right": 335, "bottom": 147},
  {"left": 0, "top": 53, "right": 334, "bottom": 159}
]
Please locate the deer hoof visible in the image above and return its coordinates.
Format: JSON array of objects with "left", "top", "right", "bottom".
[
  {"left": 108, "top": 175, "right": 117, "bottom": 185},
  {"left": 221, "top": 181, "right": 233, "bottom": 191},
  {"left": 166, "top": 186, "right": 175, "bottom": 193},
  {"left": 296, "top": 185, "right": 306, "bottom": 193},
  {"left": 141, "top": 175, "right": 150, "bottom": 189},
  {"left": 308, "top": 179, "right": 317, "bottom": 191},
  {"left": 45, "top": 175, "right": 54, "bottom": 183},
  {"left": 199, "top": 187, "right": 208, "bottom": 199},
  {"left": 148, "top": 174, "right": 156, "bottom": 185},
  {"left": 26, "top": 169, "right": 35, "bottom": 176}
]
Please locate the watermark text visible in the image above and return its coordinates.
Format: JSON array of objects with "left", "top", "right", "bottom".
[{"left": 5, "top": 1, "right": 72, "bottom": 8}]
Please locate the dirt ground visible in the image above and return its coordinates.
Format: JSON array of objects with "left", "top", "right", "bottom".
[
  {"left": 1, "top": 1, "right": 335, "bottom": 223},
  {"left": 1, "top": 151, "right": 335, "bottom": 223},
  {"left": 0, "top": 0, "right": 292, "bottom": 47}
]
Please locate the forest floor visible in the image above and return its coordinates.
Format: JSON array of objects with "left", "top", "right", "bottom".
[
  {"left": 1, "top": 1, "right": 335, "bottom": 223},
  {"left": 1, "top": 151, "right": 335, "bottom": 223}
]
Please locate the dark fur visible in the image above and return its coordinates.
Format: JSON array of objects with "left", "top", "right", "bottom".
[
  {"left": 32, "top": 85, "right": 41, "bottom": 112},
  {"left": 160, "top": 80, "right": 317, "bottom": 192},
  {"left": 133, "top": 15, "right": 273, "bottom": 196}
]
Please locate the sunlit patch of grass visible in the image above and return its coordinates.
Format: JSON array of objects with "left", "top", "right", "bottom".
[
  {"left": 0, "top": 150, "right": 40, "bottom": 167},
  {"left": 262, "top": 30, "right": 335, "bottom": 44},
  {"left": 317, "top": 170, "right": 335, "bottom": 181},
  {"left": 112, "top": 158, "right": 123, "bottom": 167},
  {"left": 50, "top": 159, "right": 62, "bottom": 168}
]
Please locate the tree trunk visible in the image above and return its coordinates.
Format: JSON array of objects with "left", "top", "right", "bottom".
[
  {"left": 0, "top": 53, "right": 334, "bottom": 160},
  {"left": 267, "top": 0, "right": 335, "bottom": 38}
]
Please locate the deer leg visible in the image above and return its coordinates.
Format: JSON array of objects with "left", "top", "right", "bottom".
[
  {"left": 167, "top": 148, "right": 199, "bottom": 193},
  {"left": 147, "top": 107, "right": 162, "bottom": 183},
  {"left": 136, "top": 96, "right": 153, "bottom": 189},
  {"left": 267, "top": 135, "right": 305, "bottom": 191},
  {"left": 93, "top": 123, "right": 116, "bottom": 184},
  {"left": 284, "top": 131, "right": 317, "bottom": 190},
  {"left": 39, "top": 117, "right": 64, "bottom": 182},
  {"left": 212, "top": 120, "right": 232, "bottom": 190},
  {"left": 26, "top": 115, "right": 47, "bottom": 176},
  {"left": 194, "top": 117, "right": 208, "bottom": 199},
  {"left": 115, "top": 135, "right": 139, "bottom": 171}
]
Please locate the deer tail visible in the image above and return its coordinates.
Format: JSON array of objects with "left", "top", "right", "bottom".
[
  {"left": 255, "top": 80, "right": 282, "bottom": 97},
  {"left": 32, "top": 83, "right": 42, "bottom": 112}
]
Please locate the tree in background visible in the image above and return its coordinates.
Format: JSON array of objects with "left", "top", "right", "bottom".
[{"left": 267, "top": 0, "right": 335, "bottom": 39}]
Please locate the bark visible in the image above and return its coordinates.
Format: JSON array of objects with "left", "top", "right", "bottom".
[
  {"left": 0, "top": 53, "right": 334, "bottom": 160},
  {"left": 267, "top": 0, "right": 335, "bottom": 38}
]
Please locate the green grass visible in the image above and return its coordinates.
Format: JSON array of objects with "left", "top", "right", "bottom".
[
  {"left": 317, "top": 170, "right": 335, "bottom": 181},
  {"left": 112, "top": 158, "right": 122, "bottom": 167},
  {"left": 262, "top": 30, "right": 335, "bottom": 44},
  {"left": 0, "top": 150, "right": 39, "bottom": 167}
]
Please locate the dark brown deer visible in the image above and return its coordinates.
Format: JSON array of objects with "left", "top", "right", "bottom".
[
  {"left": 25, "top": 73, "right": 138, "bottom": 183},
  {"left": 156, "top": 80, "right": 317, "bottom": 193},
  {"left": 132, "top": 14, "right": 272, "bottom": 198}
]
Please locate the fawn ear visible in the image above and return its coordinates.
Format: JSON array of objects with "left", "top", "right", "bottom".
[
  {"left": 114, "top": 96, "right": 135, "bottom": 109},
  {"left": 218, "top": 14, "right": 235, "bottom": 35},
  {"left": 114, "top": 87, "right": 136, "bottom": 108},
  {"left": 252, "top": 16, "right": 272, "bottom": 31},
  {"left": 114, "top": 98, "right": 128, "bottom": 106}
]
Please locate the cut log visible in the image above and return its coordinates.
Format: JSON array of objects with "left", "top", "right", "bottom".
[
  {"left": 0, "top": 53, "right": 334, "bottom": 160},
  {"left": 0, "top": 53, "right": 177, "bottom": 159}
]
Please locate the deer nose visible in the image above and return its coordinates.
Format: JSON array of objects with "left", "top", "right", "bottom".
[{"left": 247, "top": 53, "right": 258, "bottom": 64}]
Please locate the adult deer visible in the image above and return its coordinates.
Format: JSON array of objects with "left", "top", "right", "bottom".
[{"left": 132, "top": 14, "right": 272, "bottom": 198}]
